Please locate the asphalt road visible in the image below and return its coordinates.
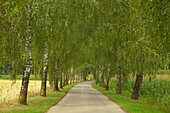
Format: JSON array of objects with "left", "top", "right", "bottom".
[{"left": 47, "top": 81, "right": 126, "bottom": 113}]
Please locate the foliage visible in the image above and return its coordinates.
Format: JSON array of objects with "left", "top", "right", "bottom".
[{"left": 0, "top": 0, "right": 169, "bottom": 109}]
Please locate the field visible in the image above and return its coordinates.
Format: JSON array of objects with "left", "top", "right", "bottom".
[
  {"left": 0, "top": 79, "right": 49, "bottom": 105},
  {"left": 109, "top": 73, "right": 170, "bottom": 112}
]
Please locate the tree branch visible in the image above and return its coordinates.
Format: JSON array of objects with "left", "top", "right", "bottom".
[{"left": 119, "top": 0, "right": 135, "bottom": 10}]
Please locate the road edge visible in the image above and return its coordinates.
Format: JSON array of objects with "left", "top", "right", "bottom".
[
  {"left": 91, "top": 82, "right": 129, "bottom": 113},
  {"left": 43, "top": 82, "right": 81, "bottom": 113}
]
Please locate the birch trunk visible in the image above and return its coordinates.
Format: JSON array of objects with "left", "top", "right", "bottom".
[
  {"left": 131, "top": 73, "right": 143, "bottom": 99},
  {"left": 60, "top": 71, "right": 63, "bottom": 89},
  {"left": 54, "top": 59, "right": 59, "bottom": 91},
  {"left": 131, "top": 51, "right": 144, "bottom": 99},
  {"left": 116, "top": 66, "right": 121, "bottom": 94},
  {"left": 81, "top": 73, "right": 83, "bottom": 81},
  {"left": 100, "top": 65, "right": 104, "bottom": 87},
  {"left": 71, "top": 67, "right": 74, "bottom": 84},
  {"left": 79, "top": 73, "right": 81, "bottom": 82},
  {"left": 18, "top": 4, "right": 32, "bottom": 105},
  {"left": 106, "top": 63, "right": 111, "bottom": 90},
  {"left": 73, "top": 74, "right": 74, "bottom": 83},
  {"left": 82, "top": 73, "right": 83, "bottom": 81},
  {"left": 62, "top": 72, "right": 64, "bottom": 86},
  {"left": 70, "top": 69, "right": 72, "bottom": 84},
  {"left": 40, "top": 44, "right": 48, "bottom": 96},
  {"left": 98, "top": 64, "right": 101, "bottom": 85},
  {"left": 95, "top": 70, "right": 98, "bottom": 84},
  {"left": 75, "top": 74, "right": 77, "bottom": 83},
  {"left": 70, "top": 76, "right": 72, "bottom": 84},
  {"left": 40, "top": 1, "right": 49, "bottom": 96},
  {"left": 84, "top": 74, "right": 86, "bottom": 81},
  {"left": 66, "top": 74, "right": 69, "bottom": 85},
  {"left": 64, "top": 74, "right": 66, "bottom": 86}
]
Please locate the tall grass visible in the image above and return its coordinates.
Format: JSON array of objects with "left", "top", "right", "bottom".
[{"left": 109, "top": 78, "right": 170, "bottom": 110}]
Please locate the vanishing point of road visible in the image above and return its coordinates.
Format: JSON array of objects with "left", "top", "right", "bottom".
[{"left": 47, "top": 81, "right": 126, "bottom": 113}]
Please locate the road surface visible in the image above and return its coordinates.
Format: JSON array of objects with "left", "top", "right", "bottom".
[{"left": 47, "top": 81, "right": 126, "bottom": 113}]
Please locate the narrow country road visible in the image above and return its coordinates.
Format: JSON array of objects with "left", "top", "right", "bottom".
[{"left": 47, "top": 81, "right": 126, "bottom": 113}]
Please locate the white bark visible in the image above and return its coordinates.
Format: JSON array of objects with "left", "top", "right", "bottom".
[
  {"left": 54, "top": 59, "right": 59, "bottom": 91},
  {"left": 99, "top": 64, "right": 101, "bottom": 80},
  {"left": 108, "top": 63, "right": 111, "bottom": 77},
  {"left": 62, "top": 72, "right": 64, "bottom": 86},
  {"left": 40, "top": 0, "right": 49, "bottom": 96},
  {"left": 19, "top": 3, "right": 32, "bottom": 104}
]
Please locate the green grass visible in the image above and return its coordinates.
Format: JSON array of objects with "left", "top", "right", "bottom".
[
  {"left": 0, "top": 83, "right": 79, "bottom": 113},
  {"left": 0, "top": 75, "right": 41, "bottom": 80},
  {"left": 92, "top": 83, "right": 168, "bottom": 113}
]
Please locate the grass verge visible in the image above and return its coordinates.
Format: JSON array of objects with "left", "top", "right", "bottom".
[
  {"left": 0, "top": 83, "right": 79, "bottom": 113},
  {"left": 92, "top": 83, "right": 168, "bottom": 113}
]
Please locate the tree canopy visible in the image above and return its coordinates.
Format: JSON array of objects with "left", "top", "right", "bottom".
[{"left": 0, "top": 0, "right": 169, "bottom": 104}]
